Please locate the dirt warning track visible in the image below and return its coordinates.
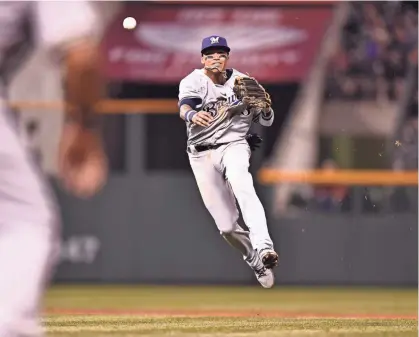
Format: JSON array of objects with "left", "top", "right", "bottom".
[{"left": 46, "top": 308, "right": 418, "bottom": 320}]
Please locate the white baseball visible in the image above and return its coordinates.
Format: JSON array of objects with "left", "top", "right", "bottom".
[{"left": 123, "top": 17, "right": 137, "bottom": 30}]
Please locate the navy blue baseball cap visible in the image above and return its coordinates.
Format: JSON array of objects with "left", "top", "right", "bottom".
[{"left": 201, "top": 35, "right": 230, "bottom": 54}]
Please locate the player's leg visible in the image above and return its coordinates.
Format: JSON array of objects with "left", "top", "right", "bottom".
[
  {"left": 221, "top": 222, "right": 274, "bottom": 288},
  {"left": 189, "top": 153, "right": 256, "bottom": 258},
  {"left": 221, "top": 140, "right": 278, "bottom": 268},
  {"left": 189, "top": 151, "right": 239, "bottom": 232},
  {"left": 0, "top": 109, "right": 60, "bottom": 337},
  {"left": 189, "top": 152, "right": 274, "bottom": 287}
]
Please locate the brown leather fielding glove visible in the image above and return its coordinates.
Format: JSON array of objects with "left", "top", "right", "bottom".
[{"left": 233, "top": 76, "right": 272, "bottom": 110}]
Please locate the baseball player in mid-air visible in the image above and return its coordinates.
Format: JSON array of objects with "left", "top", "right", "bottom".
[
  {"left": 0, "top": 2, "right": 107, "bottom": 336},
  {"left": 178, "top": 36, "right": 279, "bottom": 288}
]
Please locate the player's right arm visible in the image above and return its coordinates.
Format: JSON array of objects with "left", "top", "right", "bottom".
[
  {"left": 179, "top": 104, "right": 213, "bottom": 127},
  {"left": 178, "top": 77, "right": 213, "bottom": 127},
  {"left": 35, "top": 1, "right": 107, "bottom": 197},
  {"left": 35, "top": 1, "right": 102, "bottom": 127}
]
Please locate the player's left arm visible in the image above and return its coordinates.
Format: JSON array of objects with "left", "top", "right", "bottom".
[
  {"left": 35, "top": 1, "right": 107, "bottom": 197},
  {"left": 233, "top": 71, "right": 274, "bottom": 127}
]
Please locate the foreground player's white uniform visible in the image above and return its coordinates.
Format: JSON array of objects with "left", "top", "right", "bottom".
[
  {"left": 0, "top": 2, "right": 97, "bottom": 336},
  {"left": 179, "top": 68, "right": 276, "bottom": 283}
]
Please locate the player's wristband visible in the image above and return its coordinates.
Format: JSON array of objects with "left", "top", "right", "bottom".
[
  {"left": 185, "top": 109, "right": 197, "bottom": 123},
  {"left": 261, "top": 108, "right": 273, "bottom": 120}
]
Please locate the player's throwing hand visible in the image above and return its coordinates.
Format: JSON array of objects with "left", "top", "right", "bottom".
[
  {"left": 58, "top": 122, "right": 108, "bottom": 198},
  {"left": 191, "top": 111, "right": 213, "bottom": 127}
]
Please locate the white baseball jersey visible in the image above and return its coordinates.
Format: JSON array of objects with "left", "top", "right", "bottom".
[{"left": 178, "top": 68, "right": 274, "bottom": 147}]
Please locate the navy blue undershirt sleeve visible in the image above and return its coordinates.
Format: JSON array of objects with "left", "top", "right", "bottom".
[{"left": 178, "top": 97, "right": 203, "bottom": 110}]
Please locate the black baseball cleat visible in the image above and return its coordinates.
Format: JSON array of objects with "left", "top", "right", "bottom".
[{"left": 260, "top": 249, "right": 279, "bottom": 269}]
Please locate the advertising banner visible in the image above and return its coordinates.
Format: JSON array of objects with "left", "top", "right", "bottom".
[{"left": 101, "top": 5, "right": 333, "bottom": 83}]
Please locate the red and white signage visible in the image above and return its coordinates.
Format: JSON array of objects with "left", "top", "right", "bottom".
[{"left": 101, "top": 5, "right": 333, "bottom": 83}]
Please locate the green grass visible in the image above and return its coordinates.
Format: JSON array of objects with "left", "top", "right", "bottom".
[{"left": 44, "top": 285, "right": 418, "bottom": 337}]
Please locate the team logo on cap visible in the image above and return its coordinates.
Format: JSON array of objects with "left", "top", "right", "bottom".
[{"left": 210, "top": 36, "right": 220, "bottom": 44}]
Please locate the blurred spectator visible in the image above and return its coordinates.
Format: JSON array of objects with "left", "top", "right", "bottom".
[
  {"left": 310, "top": 159, "right": 351, "bottom": 213},
  {"left": 390, "top": 90, "right": 418, "bottom": 214},
  {"left": 288, "top": 159, "right": 352, "bottom": 214},
  {"left": 392, "top": 72, "right": 418, "bottom": 171},
  {"left": 393, "top": 118, "right": 418, "bottom": 171},
  {"left": 326, "top": 1, "right": 418, "bottom": 102}
]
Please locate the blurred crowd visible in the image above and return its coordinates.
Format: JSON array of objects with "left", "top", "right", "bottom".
[
  {"left": 326, "top": 1, "right": 418, "bottom": 102},
  {"left": 288, "top": 156, "right": 417, "bottom": 215},
  {"left": 393, "top": 81, "right": 418, "bottom": 171},
  {"left": 288, "top": 159, "right": 352, "bottom": 214}
]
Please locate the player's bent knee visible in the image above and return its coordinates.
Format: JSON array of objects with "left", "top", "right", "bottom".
[
  {"left": 220, "top": 229, "right": 235, "bottom": 236},
  {"left": 216, "top": 217, "right": 238, "bottom": 234},
  {"left": 216, "top": 219, "right": 237, "bottom": 234}
]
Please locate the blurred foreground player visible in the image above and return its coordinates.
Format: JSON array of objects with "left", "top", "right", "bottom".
[{"left": 0, "top": 2, "right": 107, "bottom": 336}]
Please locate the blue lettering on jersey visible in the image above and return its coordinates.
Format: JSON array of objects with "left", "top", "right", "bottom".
[{"left": 203, "top": 94, "right": 251, "bottom": 118}]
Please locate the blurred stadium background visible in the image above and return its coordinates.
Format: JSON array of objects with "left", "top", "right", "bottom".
[{"left": 8, "top": 0, "right": 418, "bottom": 336}]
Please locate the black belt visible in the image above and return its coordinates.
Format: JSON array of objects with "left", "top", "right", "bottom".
[{"left": 188, "top": 143, "right": 227, "bottom": 153}]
